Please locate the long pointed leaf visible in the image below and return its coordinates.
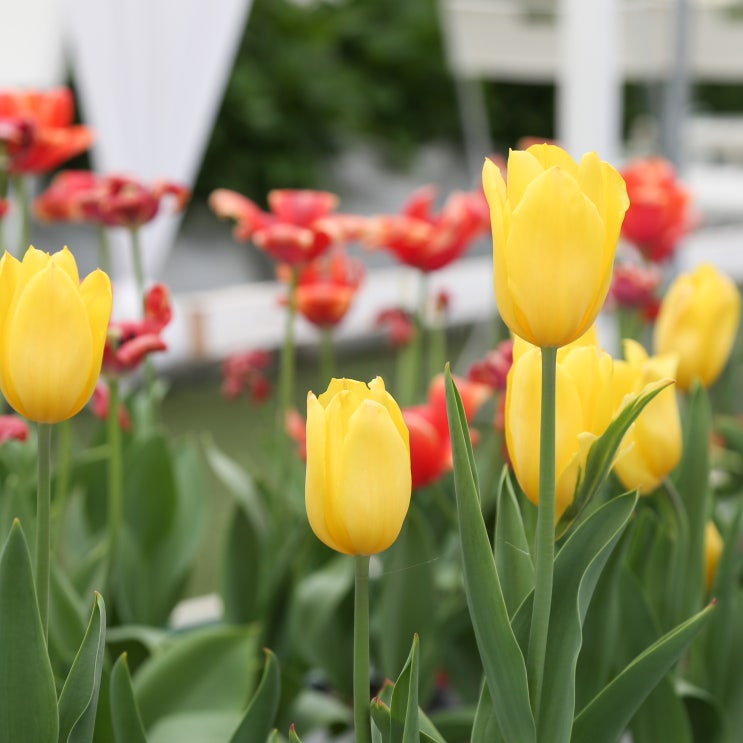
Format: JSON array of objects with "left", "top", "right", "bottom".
[
  {"left": 444, "top": 368, "right": 535, "bottom": 742},
  {"left": 109, "top": 654, "right": 147, "bottom": 743},
  {"left": 58, "top": 592, "right": 107, "bottom": 743},
  {"left": 390, "top": 634, "right": 420, "bottom": 743},
  {"left": 494, "top": 468, "right": 533, "bottom": 618},
  {"left": 507, "top": 493, "right": 637, "bottom": 740},
  {"left": 0, "top": 520, "right": 59, "bottom": 742},
  {"left": 572, "top": 602, "right": 715, "bottom": 743},
  {"left": 557, "top": 381, "right": 669, "bottom": 538},
  {"left": 229, "top": 649, "right": 281, "bottom": 743}
]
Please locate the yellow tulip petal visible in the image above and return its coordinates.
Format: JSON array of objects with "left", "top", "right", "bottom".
[
  {"left": 6, "top": 263, "right": 93, "bottom": 422},
  {"left": 51, "top": 246, "right": 80, "bottom": 284},
  {"left": 505, "top": 168, "right": 607, "bottom": 346},
  {"left": 368, "top": 376, "right": 408, "bottom": 447},
  {"left": 527, "top": 143, "right": 579, "bottom": 177},
  {"left": 337, "top": 399, "right": 411, "bottom": 554},
  {"left": 305, "top": 392, "right": 347, "bottom": 553},
  {"left": 70, "top": 269, "right": 113, "bottom": 414},
  {"left": 506, "top": 149, "right": 545, "bottom": 211}
]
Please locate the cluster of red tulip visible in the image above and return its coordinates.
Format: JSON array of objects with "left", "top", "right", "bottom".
[
  {"left": 608, "top": 157, "right": 695, "bottom": 322},
  {"left": 210, "top": 182, "right": 492, "bottom": 488},
  {"left": 0, "top": 87, "right": 189, "bottom": 431}
]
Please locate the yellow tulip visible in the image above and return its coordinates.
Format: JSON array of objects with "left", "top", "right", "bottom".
[
  {"left": 482, "top": 143, "right": 629, "bottom": 348},
  {"left": 305, "top": 376, "right": 411, "bottom": 555},
  {"left": 654, "top": 263, "right": 741, "bottom": 391},
  {"left": 612, "top": 340, "right": 681, "bottom": 494},
  {"left": 704, "top": 521, "right": 723, "bottom": 593},
  {"left": 0, "top": 246, "right": 112, "bottom": 423},
  {"left": 505, "top": 343, "right": 614, "bottom": 520}
]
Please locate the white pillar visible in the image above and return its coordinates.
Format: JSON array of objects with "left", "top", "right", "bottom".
[{"left": 557, "top": 0, "right": 622, "bottom": 163}]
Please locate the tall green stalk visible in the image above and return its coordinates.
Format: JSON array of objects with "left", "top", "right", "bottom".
[
  {"left": 527, "top": 345, "right": 557, "bottom": 720},
  {"left": 279, "top": 266, "right": 298, "bottom": 420},
  {"left": 12, "top": 174, "right": 29, "bottom": 254},
  {"left": 128, "top": 226, "right": 146, "bottom": 304},
  {"left": 319, "top": 327, "right": 335, "bottom": 384},
  {"left": 353, "top": 555, "right": 372, "bottom": 743},
  {"left": 35, "top": 423, "right": 53, "bottom": 640},
  {"left": 106, "top": 379, "right": 123, "bottom": 595}
]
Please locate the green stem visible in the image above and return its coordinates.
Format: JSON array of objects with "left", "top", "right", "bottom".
[
  {"left": 129, "top": 226, "right": 146, "bottom": 305},
  {"left": 319, "top": 327, "right": 335, "bottom": 384},
  {"left": 279, "top": 266, "right": 298, "bottom": 419},
  {"left": 353, "top": 554, "right": 372, "bottom": 743},
  {"left": 106, "top": 379, "right": 123, "bottom": 595},
  {"left": 52, "top": 418, "right": 72, "bottom": 549},
  {"left": 427, "top": 303, "right": 447, "bottom": 381},
  {"left": 97, "top": 224, "right": 110, "bottom": 275},
  {"left": 12, "top": 174, "right": 29, "bottom": 255},
  {"left": 527, "top": 345, "right": 557, "bottom": 720},
  {"left": 35, "top": 423, "right": 53, "bottom": 641},
  {"left": 660, "top": 479, "right": 690, "bottom": 629},
  {"left": 398, "top": 273, "right": 428, "bottom": 406}
]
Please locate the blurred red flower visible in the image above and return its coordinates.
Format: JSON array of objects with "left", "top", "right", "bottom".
[
  {"left": 278, "top": 248, "right": 365, "bottom": 328},
  {"left": 103, "top": 284, "right": 171, "bottom": 376},
  {"left": 91, "top": 383, "right": 132, "bottom": 431},
  {"left": 0, "top": 414, "right": 29, "bottom": 443},
  {"left": 221, "top": 349, "right": 272, "bottom": 403},
  {"left": 34, "top": 171, "right": 190, "bottom": 228},
  {"left": 210, "top": 188, "right": 364, "bottom": 265},
  {"left": 0, "top": 88, "right": 93, "bottom": 174},
  {"left": 375, "top": 307, "right": 415, "bottom": 348},
  {"left": 620, "top": 157, "right": 694, "bottom": 262},
  {"left": 467, "top": 339, "right": 514, "bottom": 392},
  {"left": 404, "top": 373, "right": 490, "bottom": 489},
  {"left": 609, "top": 262, "right": 663, "bottom": 312},
  {"left": 364, "top": 185, "right": 489, "bottom": 272}
]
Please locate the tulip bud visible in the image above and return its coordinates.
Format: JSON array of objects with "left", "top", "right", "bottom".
[
  {"left": 612, "top": 340, "right": 681, "bottom": 494},
  {"left": 704, "top": 521, "right": 723, "bottom": 593},
  {"left": 305, "top": 377, "right": 411, "bottom": 555},
  {"left": 505, "top": 343, "right": 614, "bottom": 520},
  {"left": 482, "top": 143, "right": 629, "bottom": 348},
  {"left": 654, "top": 263, "right": 741, "bottom": 391},
  {"left": 0, "top": 246, "right": 112, "bottom": 423}
]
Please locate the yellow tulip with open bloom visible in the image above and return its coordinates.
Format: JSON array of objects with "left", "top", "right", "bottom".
[
  {"left": 0, "top": 246, "right": 112, "bottom": 423},
  {"left": 305, "top": 376, "right": 411, "bottom": 555},
  {"left": 704, "top": 521, "right": 723, "bottom": 593},
  {"left": 612, "top": 340, "right": 681, "bottom": 494},
  {"left": 482, "top": 143, "right": 629, "bottom": 348},
  {"left": 505, "top": 342, "right": 614, "bottom": 520},
  {"left": 654, "top": 262, "right": 741, "bottom": 391}
]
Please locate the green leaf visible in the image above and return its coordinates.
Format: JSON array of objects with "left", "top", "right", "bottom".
[
  {"left": 289, "top": 554, "right": 354, "bottom": 693},
  {"left": 222, "top": 503, "right": 262, "bottom": 623},
  {"left": 58, "top": 592, "right": 107, "bottom": 743},
  {"left": 615, "top": 568, "right": 692, "bottom": 743},
  {"left": 444, "top": 368, "right": 535, "bottom": 743},
  {"left": 572, "top": 601, "right": 715, "bottom": 743},
  {"left": 0, "top": 520, "right": 59, "bottom": 742},
  {"left": 109, "top": 654, "right": 147, "bottom": 743},
  {"left": 229, "top": 649, "right": 281, "bottom": 743},
  {"left": 493, "top": 468, "right": 533, "bottom": 618},
  {"left": 674, "top": 383, "right": 713, "bottom": 620},
  {"left": 48, "top": 564, "right": 88, "bottom": 674},
  {"left": 557, "top": 380, "right": 670, "bottom": 538},
  {"left": 370, "top": 698, "right": 392, "bottom": 743},
  {"left": 509, "top": 491, "right": 637, "bottom": 742},
  {"left": 147, "top": 711, "right": 241, "bottom": 743},
  {"left": 201, "top": 433, "right": 267, "bottom": 532},
  {"left": 378, "top": 503, "right": 437, "bottom": 701},
  {"left": 390, "top": 634, "right": 420, "bottom": 743},
  {"left": 471, "top": 682, "right": 504, "bottom": 743},
  {"left": 134, "top": 624, "right": 261, "bottom": 729},
  {"left": 288, "top": 723, "right": 303, "bottom": 742}
]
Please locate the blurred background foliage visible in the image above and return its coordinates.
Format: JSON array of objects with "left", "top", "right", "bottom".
[{"left": 193, "top": 0, "right": 557, "bottom": 201}]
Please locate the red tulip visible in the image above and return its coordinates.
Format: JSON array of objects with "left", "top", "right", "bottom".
[
  {"left": 364, "top": 185, "right": 488, "bottom": 272},
  {"left": 620, "top": 157, "right": 694, "bottom": 262},
  {"left": 210, "top": 187, "right": 360, "bottom": 265},
  {"left": 280, "top": 248, "right": 365, "bottom": 328},
  {"left": 0, "top": 414, "right": 29, "bottom": 443},
  {"left": 0, "top": 88, "right": 93, "bottom": 174}
]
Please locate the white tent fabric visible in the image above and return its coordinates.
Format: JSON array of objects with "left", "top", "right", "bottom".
[
  {"left": 0, "top": 0, "right": 65, "bottom": 87},
  {"left": 63, "top": 0, "right": 253, "bottom": 308}
]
